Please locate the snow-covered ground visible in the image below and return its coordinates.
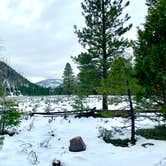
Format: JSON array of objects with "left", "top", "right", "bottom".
[
  {"left": 10, "top": 95, "right": 134, "bottom": 113},
  {"left": 0, "top": 96, "right": 166, "bottom": 166}
]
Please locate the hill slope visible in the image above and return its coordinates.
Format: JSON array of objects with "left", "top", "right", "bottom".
[
  {"left": 36, "top": 79, "right": 62, "bottom": 88},
  {"left": 0, "top": 61, "right": 50, "bottom": 95}
]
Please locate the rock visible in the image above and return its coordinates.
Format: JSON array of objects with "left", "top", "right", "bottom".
[
  {"left": 8, "top": 130, "right": 15, "bottom": 136},
  {"left": 4, "top": 130, "right": 15, "bottom": 136},
  {"left": 69, "top": 136, "right": 86, "bottom": 152},
  {"left": 52, "top": 159, "right": 62, "bottom": 166}
]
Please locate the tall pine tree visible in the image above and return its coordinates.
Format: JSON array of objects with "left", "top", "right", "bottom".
[
  {"left": 74, "top": 0, "right": 132, "bottom": 110},
  {"left": 62, "top": 63, "right": 75, "bottom": 95},
  {"left": 134, "top": 0, "right": 166, "bottom": 109}
]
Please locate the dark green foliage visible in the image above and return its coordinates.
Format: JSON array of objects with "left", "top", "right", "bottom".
[
  {"left": 98, "top": 127, "right": 130, "bottom": 146},
  {"left": 161, "top": 105, "right": 166, "bottom": 120},
  {"left": 100, "top": 111, "right": 112, "bottom": 118},
  {"left": 74, "top": 0, "right": 132, "bottom": 110},
  {"left": 0, "top": 136, "right": 4, "bottom": 145},
  {"left": 100, "top": 57, "right": 137, "bottom": 144},
  {"left": 107, "top": 138, "right": 130, "bottom": 147},
  {"left": 134, "top": 0, "right": 166, "bottom": 110},
  {"left": 0, "top": 136, "right": 4, "bottom": 142},
  {"left": 136, "top": 125, "right": 166, "bottom": 140},
  {"left": 19, "top": 85, "right": 51, "bottom": 96},
  {"left": 0, "top": 78, "right": 5, "bottom": 96},
  {"left": 54, "top": 86, "right": 64, "bottom": 95},
  {"left": 0, "top": 100, "right": 22, "bottom": 135},
  {"left": 100, "top": 110, "right": 131, "bottom": 118},
  {"left": 0, "top": 108, "right": 21, "bottom": 126},
  {"left": 104, "top": 57, "right": 140, "bottom": 95},
  {"left": 99, "top": 128, "right": 113, "bottom": 142},
  {"left": 76, "top": 62, "right": 100, "bottom": 95},
  {"left": 0, "top": 100, "right": 18, "bottom": 107},
  {"left": 62, "top": 63, "right": 75, "bottom": 95}
]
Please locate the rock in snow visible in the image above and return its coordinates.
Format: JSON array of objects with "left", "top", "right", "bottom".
[
  {"left": 52, "top": 159, "right": 62, "bottom": 166},
  {"left": 69, "top": 136, "right": 86, "bottom": 152}
]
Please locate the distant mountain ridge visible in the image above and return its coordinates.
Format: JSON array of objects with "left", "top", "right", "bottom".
[
  {"left": 0, "top": 61, "right": 50, "bottom": 96},
  {"left": 36, "top": 79, "right": 62, "bottom": 88}
]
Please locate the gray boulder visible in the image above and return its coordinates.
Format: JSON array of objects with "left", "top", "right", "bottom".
[{"left": 69, "top": 136, "right": 86, "bottom": 152}]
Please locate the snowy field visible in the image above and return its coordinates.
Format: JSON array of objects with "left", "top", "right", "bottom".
[{"left": 0, "top": 96, "right": 166, "bottom": 166}]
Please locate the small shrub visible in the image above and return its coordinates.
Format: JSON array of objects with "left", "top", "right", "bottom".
[
  {"left": 108, "top": 138, "right": 130, "bottom": 147},
  {"left": 44, "top": 104, "right": 53, "bottom": 113},
  {"left": 98, "top": 128, "right": 113, "bottom": 143},
  {"left": 5, "top": 100, "right": 18, "bottom": 107},
  {"left": 72, "top": 96, "right": 89, "bottom": 112},
  {"left": 136, "top": 125, "right": 166, "bottom": 140},
  {"left": 98, "top": 127, "right": 130, "bottom": 147}
]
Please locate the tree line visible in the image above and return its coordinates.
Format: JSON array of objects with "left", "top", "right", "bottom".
[{"left": 56, "top": 0, "right": 165, "bottom": 114}]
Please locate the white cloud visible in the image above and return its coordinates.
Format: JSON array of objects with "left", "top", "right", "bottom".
[
  {"left": 0, "top": 0, "right": 147, "bottom": 82},
  {"left": 27, "top": 76, "right": 46, "bottom": 83}
]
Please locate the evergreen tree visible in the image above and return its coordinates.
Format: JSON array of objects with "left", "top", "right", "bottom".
[
  {"left": 106, "top": 57, "right": 139, "bottom": 144},
  {"left": 134, "top": 0, "right": 166, "bottom": 110},
  {"left": 62, "top": 63, "right": 75, "bottom": 95},
  {"left": 0, "top": 77, "right": 21, "bottom": 135},
  {"left": 74, "top": 0, "right": 132, "bottom": 110},
  {"left": 76, "top": 58, "right": 100, "bottom": 95},
  {"left": 106, "top": 57, "right": 139, "bottom": 95}
]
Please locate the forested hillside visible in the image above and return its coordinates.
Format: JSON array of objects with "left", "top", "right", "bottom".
[{"left": 0, "top": 61, "right": 51, "bottom": 95}]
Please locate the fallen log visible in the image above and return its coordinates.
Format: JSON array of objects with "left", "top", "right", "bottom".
[
  {"left": 29, "top": 109, "right": 159, "bottom": 117},
  {"left": 29, "top": 107, "right": 100, "bottom": 117}
]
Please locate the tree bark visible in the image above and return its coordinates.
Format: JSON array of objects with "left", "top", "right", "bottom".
[
  {"left": 126, "top": 80, "right": 136, "bottom": 145},
  {"left": 101, "top": 0, "right": 108, "bottom": 111},
  {"left": 102, "top": 93, "right": 108, "bottom": 111}
]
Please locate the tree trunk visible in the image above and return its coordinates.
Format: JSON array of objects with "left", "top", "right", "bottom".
[
  {"left": 102, "top": 93, "right": 108, "bottom": 111},
  {"left": 126, "top": 80, "right": 136, "bottom": 145},
  {"left": 101, "top": 0, "right": 108, "bottom": 111}
]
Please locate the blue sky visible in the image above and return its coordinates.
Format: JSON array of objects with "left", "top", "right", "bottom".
[{"left": 0, "top": 0, "right": 147, "bottom": 83}]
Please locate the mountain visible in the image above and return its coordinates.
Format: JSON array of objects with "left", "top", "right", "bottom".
[
  {"left": 0, "top": 61, "right": 51, "bottom": 96},
  {"left": 36, "top": 79, "right": 62, "bottom": 88}
]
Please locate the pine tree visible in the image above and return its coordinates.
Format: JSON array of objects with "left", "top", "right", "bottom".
[
  {"left": 106, "top": 57, "right": 140, "bottom": 95},
  {"left": 76, "top": 58, "right": 100, "bottom": 96},
  {"left": 74, "top": 0, "right": 132, "bottom": 110},
  {"left": 0, "top": 77, "right": 21, "bottom": 135},
  {"left": 62, "top": 63, "right": 75, "bottom": 95},
  {"left": 134, "top": 0, "right": 166, "bottom": 109},
  {"left": 106, "top": 57, "right": 138, "bottom": 144}
]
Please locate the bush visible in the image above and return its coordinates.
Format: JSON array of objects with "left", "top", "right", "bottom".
[
  {"left": 98, "top": 128, "right": 113, "bottom": 142},
  {"left": 136, "top": 125, "right": 166, "bottom": 140},
  {"left": 98, "top": 127, "right": 130, "bottom": 147},
  {"left": 108, "top": 138, "right": 130, "bottom": 147}
]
